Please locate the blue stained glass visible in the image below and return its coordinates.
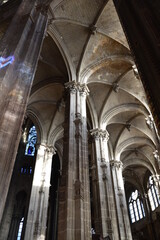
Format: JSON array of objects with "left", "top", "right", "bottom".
[{"left": 25, "top": 126, "right": 37, "bottom": 156}]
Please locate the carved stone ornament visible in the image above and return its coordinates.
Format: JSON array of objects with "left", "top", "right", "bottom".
[
  {"left": 125, "top": 121, "right": 131, "bottom": 131},
  {"left": 90, "top": 128, "right": 109, "bottom": 141},
  {"left": 110, "top": 160, "right": 123, "bottom": 169},
  {"left": 65, "top": 81, "right": 89, "bottom": 96},
  {"left": 132, "top": 64, "right": 140, "bottom": 79},
  {"left": 45, "top": 145, "right": 56, "bottom": 155},
  {"left": 112, "top": 82, "right": 120, "bottom": 93},
  {"left": 145, "top": 115, "right": 154, "bottom": 130},
  {"left": 153, "top": 150, "right": 160, "bottom": 168},
  {"left": 90, "top": 25, "right": 97, "bottom": 35}
]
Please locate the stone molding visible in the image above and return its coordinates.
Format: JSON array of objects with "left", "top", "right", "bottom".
[
  {"left": 65, "top": 81, "right": 89, "bottom": 96},
  {"left": 90, "top": 128, "right": 109, "bottom": 141}
]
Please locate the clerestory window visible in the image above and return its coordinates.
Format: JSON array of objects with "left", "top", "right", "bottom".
[
  {"left": 129, "top": 189, "right": 145, "bottom": 223},
  {"left": 148, "top": 176, "right": 160, "bottom": 211}
]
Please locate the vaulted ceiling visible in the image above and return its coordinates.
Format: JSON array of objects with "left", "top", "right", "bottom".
[{"left": 1, "top": 0, "right": 159, "bottom": 193}]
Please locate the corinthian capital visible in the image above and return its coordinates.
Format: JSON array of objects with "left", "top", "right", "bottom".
[
  {"left": 90, "top": 128, "right": 109, "bottom": 141},
  {"left": 65, "top": 81, "right": 89, "bottom": 96}
]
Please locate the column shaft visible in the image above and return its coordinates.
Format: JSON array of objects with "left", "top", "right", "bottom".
[
  {"left": 0, "top": 0, "right": 48, "bottom": 223},
  {"left": 24, "top": 145, "right": 54, "bottom": 240},
  {"left": 90, "top": 129, "right": 118, "bottom": 239},
  {"left": 110, "top": 160, "right": 132, "bottom": 240},
  {"left": 57, "top": 81, "right": 91, "bottom": 240}
]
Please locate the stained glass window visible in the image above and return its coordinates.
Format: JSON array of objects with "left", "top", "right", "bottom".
[
  {"left": 148, "top": 176, "right": 160, "bottom": 211},
  {"left": 129, "top": 190, "right": 145, "bottom": 223},
  {"left": 21, "top": 166, "right": 32, "bottom": 175},
  {"left": 25, "top": 126, "right": 37, "bottom": 156}
]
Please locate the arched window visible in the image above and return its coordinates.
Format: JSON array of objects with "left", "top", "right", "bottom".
[
  {"left": 25, "top": 126, "right": 37, "bottom": 156},
  {"left": 129, "top": 189, "right": 145, "bottom": 223},
  {"left": 148, "top": 176, "right": 160, "bottom": 211}
]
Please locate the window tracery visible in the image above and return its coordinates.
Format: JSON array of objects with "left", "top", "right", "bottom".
[
  {"left": 129, "top": 189, "right": 145, "bottom": 223},
  {"left": 148, "top": 176, "right": 160, "bottom": 211},
  {"left": 25, "top": 126, "right": 37, "bottom": 156}
]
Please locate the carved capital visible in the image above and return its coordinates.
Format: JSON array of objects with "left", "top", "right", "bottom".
[
  {"left": 110, "top": 160, "right": 123, "bottom": 169},
  {"left": 90, "top": 128, "right": 109, "bottom": 141},
  {"left": 36, "top": 144, "right": 56, "bottom": 155},
  {"left": 46, "top": 146, "right": 56, "bottom": 155},
  {"left": 65, "top": 81, "right": 89, "bottom": 96}
]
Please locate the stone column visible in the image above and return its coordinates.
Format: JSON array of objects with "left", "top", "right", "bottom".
[
  {"left": 57, "top": 81, "right": 91, "bottom": 240},
  {"left": 24, "top": 144, "right": 55, "bottom": 240},
  {"left": 90, "top": 129, "right": 118, "bottom": 239},
  {"left": 0, "top": 0, "right": 49, "bottom": 223},
  {"left": 110, "top": 160, "right": 132, "bottom": 240}
]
